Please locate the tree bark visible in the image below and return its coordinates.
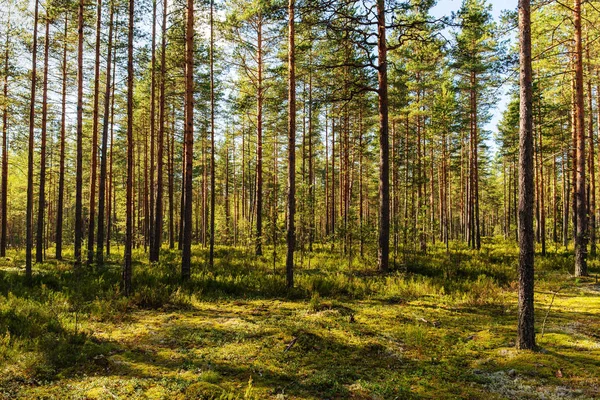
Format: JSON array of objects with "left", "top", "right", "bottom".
[
  {"left": 1, "top": 20, "right": 9, "bottom": 257},
  {"left": 74, "top": 0, "right": 84, "bottom": 269},
  {"left": 87, "top": 0, "right": 102, "bottom": 265},
  {"left": 26, "top": 0, "right": 39, "bottom": 279},
  {"left": 574, "top": 0, "right": 587, "bottom": 276},
  {"left": 124, "top": 0, "right": 135, "bottom": 295},
  {"left": 56, "top": 13, "right": 68, "bottom": 260},
  {"left": 151, "top": 0, "right": 168, "bottom": 262},
  {"left": 255, "top": 16, "right": 264, "bottom": 257},
  {"left": 517, "top": 0, "right": 536, "bottom": 350},
  {"left": 377, "top": 0, "right": 390, "bottom": 272},
  {"left": 286, "top": 0, "right": 296, "bottom": 289},
  {"left": 209, "top": 0, "right": 216, "bottom": 267},
  {"left": 96, "top": 1, "right": 114, "bottom": 264},
  {"left": 181, "top": 0, "right": 194, "bottom": 280},
  {"left": 36, "top": 14, "right": 50, "bottom": 263},
  {"left": 148, "top": 0, "right": 157, "bottom": 258}
]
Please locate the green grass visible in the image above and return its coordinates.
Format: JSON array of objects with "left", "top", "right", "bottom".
[{"left": 0, "top": 239, "right": 598, "bottom": 399}]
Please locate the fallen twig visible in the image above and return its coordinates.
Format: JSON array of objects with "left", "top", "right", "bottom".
[
  {"left": 284, "top": 337, "right": 297, "bottom": 352},
  {"left": 541, "top": 286, "right": 567, "bottom": 338}
]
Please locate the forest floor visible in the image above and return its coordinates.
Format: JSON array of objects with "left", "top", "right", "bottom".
[{"left": 0, "top": 240, "right": 599, "bottom": 399}]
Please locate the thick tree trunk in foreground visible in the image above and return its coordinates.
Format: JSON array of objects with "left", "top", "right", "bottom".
[
  {"left": 517, "top": 0, "right": 535, "bottom": 351},
  {"left": 574, "top": 0, "right": 587, "bottom": 276},
  {"left": 286, "top": 0, "right": 296, "bottom": 289},
  {"left": 377, "top": 0, "right": 390, "bottom": 272}
]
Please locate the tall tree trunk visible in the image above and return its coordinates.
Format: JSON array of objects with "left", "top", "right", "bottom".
[
  {"left": 169, "top": 105, "right": 175, "bottom": 249},
  {"left": 87, "top": 0, "right": 102, "bottom": 265},
  {"left": 151, "top": 0, "right": 167, "bottom": 262},
  {"left": 209, "top": 0, "right": 216, "bottom": 267},
  {"left": 286, "top": 0, "right": 296, "bottom": 289},
  {"left": 96, "top": 1, "right": 114, "bottom": 264},
  {"left": 26, "top": 0, "right": 39, "bottom": 279},
  {"left": 517, "top": 0, "right": 535, "bottom": 350},
  {"left": 107, "top": 77, "right": 115, "bottom": 256},
  {"left": 1, "top": 20, "right": 9, "bottom": 257},
  {"left": 124, "top": 0, "right": 134, "bottom": 295},
  {"left": 148, "top": 0, "right": 157, "bottom": 258},
  {"left": 377, "top": 0, "right": 390, "bottom": 272},
  {"left": 181, "top": 0, "right": 194, "bottom": 280},
  {"left": 56, "top": 13, "right": 68, "bottom": 260},
  {"left": 574, "top": 0, "right": 587, "bottom": 276},
  {"left": 75, "top": 0, "right": 84, "bottom": 268},
  {"left": 36, "top": 14, "right": 50, "bottom": 263},
  {"left": 255, "top": 17, "right": 263, "bottom": 257},
  {"left": 586, "top": 59, "right": 596, "bottom": 257}
]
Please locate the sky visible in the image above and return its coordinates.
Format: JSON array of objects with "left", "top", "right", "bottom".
[{"left": 431, "top": 0, "right": 518, "bottom": 147}]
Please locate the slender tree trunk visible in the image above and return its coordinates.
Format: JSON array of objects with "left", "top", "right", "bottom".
[
  {"left": 75, "top": 0, "right": 84, "bottom": 268},
  {"left": 517, "top": 0, "right": 535, "bottom": 350},
  {"left": 169, "top": 105, "right": 175, "bottom": 249},
  {"left": 87, "top": 0, "right": 102, "bottom": 265},
  {"left": 574, "top": 0, "right": 587, "bottom": 276},
  {"left": 1, "top": 21, "right": 9, "bottom": 257},
  {"left": 586, "top": 60, "right": 596, "bottom": 257},
  {"left": 56, "top": 13, "right": 68, "bottom": 260},
  {"left": 148, "top": 0, "right": 157, "bottom": 258},
  {"left": 377, "top": 0, "right": 390, "bottom": 272},
  {"left": 209, "top": 0, "right": 216, "bottom": 267},
  {"left": 286, "top": 0, "right": 296, "bottom": 288},
  {"left": 35, "top": 15, "right": 50, "bottom": 264},
  {"left": 181, "top": 0, "right": 194, "bottom": 279},
  {"left": 255, "top": 17, "right": 264, "bottom": 257},
  {"left": 26, "top": 0, "right": 40, "bottom": 279},
  {"left": 124, "top": 0, "right": 135, "bottom": 295},
  {"left": 96, "top": 1, "right": 114, "bottom": 264},
  {"left": 107, "top": 79, "right": 115, "bottom": 257},
  {"left": 151, "top": 0, "right": 167, "bottom": 262}
]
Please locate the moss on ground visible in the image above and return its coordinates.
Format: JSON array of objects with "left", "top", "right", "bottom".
[{"left": 0, "top": 240, "right": 598, "bottom": 399}]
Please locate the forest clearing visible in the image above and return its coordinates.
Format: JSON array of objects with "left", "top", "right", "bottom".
[
  {"left": 1, "top": 0, "right": 600, "bottom": 397},
  {"left": 0, "top": 243, "right": 598, "bottom": 399}
]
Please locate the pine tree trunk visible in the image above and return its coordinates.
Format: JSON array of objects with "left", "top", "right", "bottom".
[
  {"left": 151, "top": 0, "right": 167, "bottom": 262},
  {"left": 574, "top": 0, "right": 588, "bottom": 276},
  {"left": 124, "top": 0, "right": 135, "bottom": 295},
  {"left": 255, "top": 17, "right": 264, "bottom": 257},
  {"left": 56, "top": 13, "right": 68, "bottom": 260},
  {"left": 377, "top": 0, "right": 389, "bottom": 272},
  {"left": 209, "top": 0, "right": 216, "bottom": 267},
  {"left": 36, "top": 14, "right": 50, "bottom": 264},
  {"left": 517, "top": 0, "right": 535, "bottom": 350},
  {"left": 148, "top": 0, "right": 157, "bottom": 258},
  {"left": 169, "top": 106, "right": 175, "bottom": 250},
  {"left": 87, "top": 0, "right": 102, "bottom": 265},
  {"left": 1, "top": 24, "right": 9, "bottom": 257},
  {"left": 286, "top": 0, "right": 296, "bottom": 289},
  {"left": 26, "top": 0, "right": 40, "bottom": 279},
  {"left": 181, "top": 0, "right": 194, "bottom": 280},
  {"left": 96, "top": 1, "right": 114, "bottom": 264}
]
